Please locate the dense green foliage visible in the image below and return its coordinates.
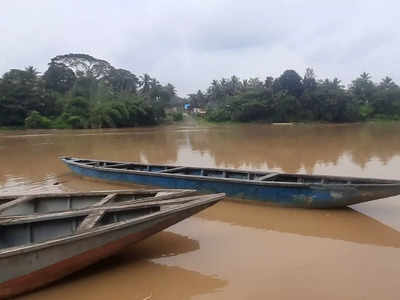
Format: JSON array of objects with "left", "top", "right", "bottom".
[
  {"left": 171, "top": 111, "right": 184, "bottom": 121},
  {"left": 0, "top": 54, "right": 177, "bottom": 128},
  {"left": 25, "top": 111, "right": 51, "bottom": 129},
  {"left": 2, "top": 57, "right": 399, "bottom": 128},
  {"left": 188, "top": 69, "right": 400, "bottom": 123}
]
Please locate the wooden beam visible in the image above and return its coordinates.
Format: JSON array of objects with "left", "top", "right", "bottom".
[
  {"left": 76, "top": 193, "right": 117, "bottom": 232},
  {"left": 257, "top": 173, "right": 279, "bottom": 181},
  {"left": 93, "top": 193, "right": 118, "bottom": 207},
  {"left": 135, "top": 189, "right": 196, "bottom": 203},
  {"left": 0, "top": 195, "right": 35, "bottom": 213},
  {"left": 158, "top": 167, "right": 186, "bottom": 173},
  {"left": 105, "top": 163, "right": 131, "bottom": 168}
]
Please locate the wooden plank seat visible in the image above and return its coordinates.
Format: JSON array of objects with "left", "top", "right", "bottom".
[
  {"left": 104, "top": 163, "right": 131, "bottom": 168},
  {"left": 256, "top": 173, "right": 279, "bottom": 181},
  {"left": 158, "top": 167, "right": 186, "bottom": 173},
  {"left": 76, "top": 193, "right": 117, "bottom": 232}
]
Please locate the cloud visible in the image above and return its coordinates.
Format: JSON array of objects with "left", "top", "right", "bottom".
[{"left": 1, "top": 0, "right": 399, "bottom": 96}]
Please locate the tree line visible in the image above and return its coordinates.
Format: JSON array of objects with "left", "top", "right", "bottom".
[
  {"left": 2, "top": 57, "right": 400, "bottom": 128},
  {"left": 0, "top": 53, "right": 177, "bottom": 128},
  {"left": 188, "top": 69, "right": 400, "bottom": 123}
]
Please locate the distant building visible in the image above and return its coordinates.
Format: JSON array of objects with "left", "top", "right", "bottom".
[
  {"left": 165, "top": 107, "right": 178, "bottom": 113},
  {"left": 193, "top": 107, "right": 206, "bottom": 115}
]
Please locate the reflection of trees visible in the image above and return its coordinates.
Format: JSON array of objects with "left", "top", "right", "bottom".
[
  {"left": 0, "top": 128, "right": 183, "bottom": 186},
  {"left": 188, "top": 123, "right": 400, "bottom": 173},
  {"left": 198, "top": 200, "right": 400, "bottom": 248},
  {"left": 21, "top": 231, "right": 226, "bottom": 300}
]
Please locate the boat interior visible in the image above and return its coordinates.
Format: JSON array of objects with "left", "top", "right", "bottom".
[
  {"left": 68, "top": 158, "right": 394, "bottom": 185},
  {"left": 0, "top": 190, "right": 192, "bottom": 217},
  {"left": 0, "top": 204, "right": 161, "bottom": 251}
]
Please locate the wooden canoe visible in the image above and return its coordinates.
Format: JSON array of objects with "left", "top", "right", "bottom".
[
  {"left": 0, "top": 190, "right": 224, "bottom": 299},
  {"left": 61, "top": 157, "right": 400, "bottom": 208}
]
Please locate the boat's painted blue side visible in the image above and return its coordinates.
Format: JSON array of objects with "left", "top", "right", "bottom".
[{"left": 65, "top": 163, "right": 350, "bottom": 208}]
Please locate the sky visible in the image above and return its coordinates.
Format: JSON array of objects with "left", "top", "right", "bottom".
[{"left": 1, "top": 0, "right": 399, "bottom": 96}]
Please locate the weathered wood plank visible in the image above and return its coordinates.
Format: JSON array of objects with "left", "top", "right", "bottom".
[
  {"left": 158, "top": 167, "right": 186, "bottom": 173},
  {"left": 76, "top": 193, "right": 117, "bottom": 232},
  {"left": 257, "top": 173, "right": 279, "bottom": 181},
  {"left": 135, "top": 189, "right": 196, "bottom": 203},
  {"left": 0, "top": 195, "right": 35, "bottom": 213},
  {"left": 93, "top": 193, "right": 118, "bottom": 207},
  {"left": 105, "top": 163, "right": 131, "bottom": 168},
  {"left": 76, "top": 212, "right": 105, "bottom": 232}
]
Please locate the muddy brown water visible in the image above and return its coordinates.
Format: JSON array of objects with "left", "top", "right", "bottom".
[{"left": 1, "top": 122, "right": 400, "bottom": 300}]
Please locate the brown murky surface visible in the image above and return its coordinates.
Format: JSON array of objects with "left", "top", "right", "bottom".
[{"left": 1, "top": 122, "right": 400, "bottom": 299}]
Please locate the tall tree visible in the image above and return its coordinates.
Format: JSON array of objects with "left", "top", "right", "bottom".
[
  {"left": 274, "top": 70, "right": 304, "bottom": 97},
  {"left": 50, "top": 54, "right": 113, "bottom": 79},
  {"left": 303, "top": 68, "right": 317, "bottom": 92},
  {"left": 0, "top": 67, "right": 56, "bottom": 125},
  {"left": 350, "top": 72, "right": 376, "bottom": 104},
  {"left": 379, "top": 76, "right": 397, "bottom": 90},
  {"left": 264, "top": 76, "right": 274, "bottom": 89},
  {"left": 139, "top": 73, "right": 152, "bottom": 95},
  {"left": 43, "top": 62, "right": 76, "bottom": 94},
  {"left": 107, "top": 68, "right": 139, "bottom": 94},
  {"left": 165, "top": 83, "right": 176, "bottom": 96}
]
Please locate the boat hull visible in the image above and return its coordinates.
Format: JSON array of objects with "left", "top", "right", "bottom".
[
  {"left": 64, "top": 162, "right": 400, "bottom": 208},
  {"left": 0, "top": 203, "right": 211, "bottom": 299}
]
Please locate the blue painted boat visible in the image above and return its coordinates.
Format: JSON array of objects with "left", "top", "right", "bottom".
[{"left": 61, "top": 157, "right": 400, "bottom": 208}]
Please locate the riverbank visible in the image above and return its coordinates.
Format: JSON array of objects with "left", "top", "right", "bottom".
[
  {"left": 193, "top": 115, "right": 400, "bottom": 127},
  {"left": 1, "top": 114, "right": 399, "bottom": 131}
]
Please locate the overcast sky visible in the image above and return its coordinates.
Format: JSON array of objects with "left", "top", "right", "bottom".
[{"left": 1, "top": 0, "right": 399, "bottom": 96}]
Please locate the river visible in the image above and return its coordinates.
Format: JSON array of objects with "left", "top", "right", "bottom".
[{"left": 1, "top": 122, "right": 400, "bottom": 299}]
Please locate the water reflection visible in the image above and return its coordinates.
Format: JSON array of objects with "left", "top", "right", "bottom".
[
  {"left": 19, "top": 231, "right": 226, "bottom": 300},
  {"left": 187, "top": 123, "right": 400, "bottom": 173},
  {"left": 198, "top": 199, "right": 400, "bottom": 248},
  {"left": 168, "top": 216, "right": 400, "bottom": 300}
]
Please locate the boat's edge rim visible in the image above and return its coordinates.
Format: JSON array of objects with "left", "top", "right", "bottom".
[{"left": 0, "top": 189, "right": 196, "bottom": 200}]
